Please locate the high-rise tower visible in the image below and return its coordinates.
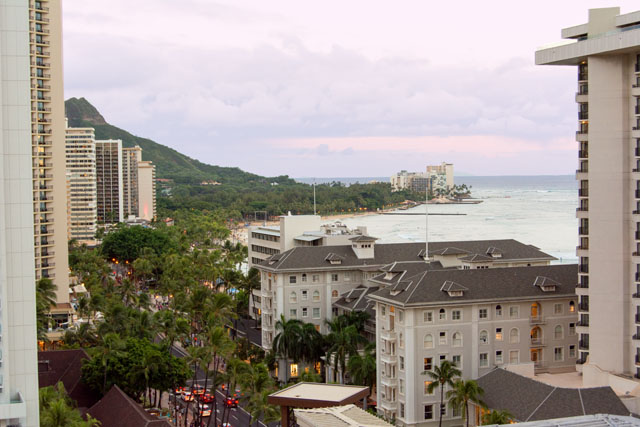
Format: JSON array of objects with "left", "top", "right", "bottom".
[
  {"left": 95, "top": 139, "right": 123, "bottom": 223},
  {"left": 537, "top": 7, "right": 640, "bottom": 390},
  {"left": 122, "top": 145, "right": 141, "bottom": 219}
]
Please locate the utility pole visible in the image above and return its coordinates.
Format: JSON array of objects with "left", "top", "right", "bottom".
[
  {"left": 425, "top": 169, "right": 429, "bottom": 263},
  {"left": 313, "top": 180, "right": 317, "bottom": 215}
]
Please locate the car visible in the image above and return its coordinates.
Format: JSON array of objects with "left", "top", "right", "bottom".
[
  {"left": 225, "top": 397, "right": 239, "bottom": 408},
  {"left": 201, "top": 393, "right": 214, "bottom": 403},
  {"left": 233, "top": 388, "right": 244, "bottom": 398},
  {"left": 191, "top": 384, "right": 205, "bottom": 395},
  {"left": 174, "top": 386, "right": 186, "bottom": 395},
  {"left": 197, "top": 403, "right": 211, "bottom": 417},
  {"left": 181, "top": 391, "right": 194, "bottom": 402}
]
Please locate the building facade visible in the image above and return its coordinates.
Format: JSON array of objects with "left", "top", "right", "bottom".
[
  {"left": 369, "top": 265, "right": 579, "bottom": 425},
  {"left": 29, "top": 0, "right": 69, "bottom": 305},
  {"left": 121, "top": 145, "right": 141, "bottom": 219},
  {"left": 0, "top": 1, "right": 44, "bottom": 423},
  {"left": 137, "top": 160, "right": 156, "bottom": 221},
  {"left": 65, "top": 125, "right": 97, "bottom": 242},
  {"left": 391, "top": 163, "right": 454, "bottom": 194},
  {"left": 537, "top": 7, "right": 640, "bottom": 390},
  {"left": 95, "top": 139, "right": 123, "bottom": 223}
]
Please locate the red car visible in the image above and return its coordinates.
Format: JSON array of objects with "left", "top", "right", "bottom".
[
  {"left": 174, "top": 386, "right": 186, "bottom": 395},
  {"left": 201, "top": 393, "right": 214, "bottom": 403},
  {"left": 192, "top": 384, "right": 205, "bottom": 396},
  {"left": 225, "top": 397, "right": 239, "bottom": 408}
]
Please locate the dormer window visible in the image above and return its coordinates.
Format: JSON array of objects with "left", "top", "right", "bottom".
[
  {"left": 533, "top": 276, "right": 560, "bottom": 292},
  {"left": 440, "top": 280, "right": 468, "bottom": 297}
]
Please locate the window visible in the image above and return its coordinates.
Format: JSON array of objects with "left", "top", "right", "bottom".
[
  {"left": 424, "top": 334, "right": 434, "bottom": 349},
  {"left": 399, "top": 379, "right": 404, "bottom": 394},
  {"left": 313, "top": 290, "right": 320, "bottom": 301},
  {"left": 554, "top": 303, "right": 563, "bottom": 314},
  {"left": 424, "top": 311, "right": 433, "bottom": 323},
  {"left": 479, "top": 308, "right": 488, "bottom": 319},
  {"left": 399, "top": 310, "right": 404, "bottom": 323},
  {"left": 569, "top": 301, "right": 575, "bottom": 313},
  {"left": 399, "top": 356, "right": 405, "bottom": 371},
  {"left": 495, "top": 350, "right": 503, "bottom": 364},
  {"left": 479, "top": 353, "right": 489, "bottom": 367},
  {"left": 302, "top": 307, "right": 308, "bottom": 317},
  {"left": 439, "top": 331, "right": 447, "bottom": 345},
  {"left": 381, "top": 305, "right": 386, "bottom": 316},
  {"left": 569, "top": 323, "right": 576, "bottom": 336},
  {"left": 312, "top": 274, "right": 320, "bottom": 283},
  {"left": 452, "top": 404, "right": 462, "bottom": 418},
  {"left": 312, "top": 308, "right": 320, "bottom": 318},
  {"left": 554, "top": 347, "right": 564, "bottom": 361},
  {"left": 509, "top": 328, "right": 519, "bottom": 344},
  {"left": 569, "top": 345, "right": 576, "bottom": 358},
  {"left": 289, "top": 275, "right": 297, "bottom": 284},
  {"left": 509, "top": 306, "right": 519, "bottom": 318},
  {"left": 452, "top": 310, "right": 461, "bottom": 321},
  {"left": 301, "top": 290, "right": 308, "bottom": 300},
  {"left": 424, "top": 405, "right": 434, "bottom": 420},
  {"left": 290, "top": 363, "right": 299, "bottom": 377},
  {"left": 424, "top": 357, "right": 433, "bottom": 371},
  {"left": 452, "top": 354, "right": 461, "bottom": 368},
  {"left": 509, "top": 350, "right": 519, "bottom": 364},
  {"left": 495, "top": 305, "right": 502, "bottom": 316},
  {"left": 452, "top": 332, "right": 462, "bottom": 347},
  {"left": 399, "top": 333, "right": 405, "bottom": 348},
  {"left": 400, "top": 403, "right": 405, "bottom": 419},
  {"left": 344, "top": 272, "right": 351, "bottom": 282},
  {"left": 424, "top": 380, "right": 433, "bottom": 395},
  {"left": 289, "top": 292, "right": 297, "bottom": 303},
  {"left": 331, "top": 273, "right": 339, "bottom": 282},
  {"left": 301, "top": 273, "right": 307, "bottom": 282},
  {"left": 331, "top": 290, "right": 339, "bottom": 298},
  {"left": 495, "top": 328, "right": 503, "bottom": 341},
  {"left": 439, "top": 308, "right": 446, "bottom": 320},
  {"left": 554, "top": 325, "right": 563, "bottom": 340},
  {"left": 479, "top": 330, "right": 488, "bottom": 344},
  {"left": 439, "top": 354, "right": 446, "bottom": 362}
]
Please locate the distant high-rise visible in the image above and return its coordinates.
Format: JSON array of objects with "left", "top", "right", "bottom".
[
  {"left": 122, "top": 146, "right": 141, "bottom": 218},
  {"left": 137, "top": 160, "right": 156, "bottom": 221},
  {"left": 0, "top": 0, "right": 45, "bottom": 424},
  {"left": 95, "top": 140, "right": 123, "bottom": 223},
  {"left": 29, "top": 0, "right": 70, "bottom": 306},
  {"left": 65, "top": 125, "right": 97, "bottom": 242},
  {"left": 537, "top": 7, "right": 640, "bottom": 389}
]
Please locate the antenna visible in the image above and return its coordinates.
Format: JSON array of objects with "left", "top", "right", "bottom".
[{"left": 313, "top": 180, "right": 317, "bottom": 216}]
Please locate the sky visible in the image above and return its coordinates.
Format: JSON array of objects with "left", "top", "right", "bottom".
[{"left": 62, "top": 1, "right": 639, "bottom": 178}]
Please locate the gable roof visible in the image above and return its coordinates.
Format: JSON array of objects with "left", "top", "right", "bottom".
[
  {"left": 459, "top": 254, "right": 493, "bottom": 262},
  {"left": 368, "top": 264, "right": 578, "bottom": 306},
  {"left": 440, "top": 281, "right": 468, "bottom": 292},
  {"left": 86, "top": 385, "right": 171, "bottom": 427},
  {"left": 431, "top": 247, "right": 472, "bottom": 256},
  {"left": 257, "top": 239, "right": 556, "bottom": 271},
  {"left": 476, "top": 369, "right": 629, "bottom": 422},
  {"left": 349, "top": 235, "right": 378, "bottom": 242},
  {"left": 534, "top": 276, "right": 561, "bottom": 288}
]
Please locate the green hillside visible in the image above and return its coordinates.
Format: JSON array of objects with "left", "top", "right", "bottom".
[{"left": 64, "top": 97, "right": 294, "bottom": 185}]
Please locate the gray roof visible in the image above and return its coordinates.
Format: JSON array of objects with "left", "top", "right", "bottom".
[
  {"left": 497, "top": 414, "right": 640, "bottom": 427},
  {"left": 368, "top": 264, "right": 578, "bottom": 306},
  {"left": 477, "top": 369, "right": 629, "bottom": 422},
  {"left": 258, "top": 239, "right": 556, "bottom": 271},
  {"left": 334, "top": 286, "right": 379, "bottom": 316},
  {"left": 295, "top": 234, "right": 323, "bottom": 242},
  {"left": 459, "top": 254, "right": 493, "bottom": 262},
  {"left": 431, "top": 247, "right": 472, "bottom": 256},
  {"left": 349, "top": 235, "right": 378, "bottom": 242}
]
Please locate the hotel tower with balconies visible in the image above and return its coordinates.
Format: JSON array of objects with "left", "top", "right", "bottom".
[
  {"left": 29, "top": 0, "right": 70, "bottom": 306},
  {"left": 537, "top": 7, "right": 640, "bottom": 390}
]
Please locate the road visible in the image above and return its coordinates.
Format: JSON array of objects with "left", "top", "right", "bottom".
[{"left": 171, "top": 343, "right": 273, "bottom": 427}]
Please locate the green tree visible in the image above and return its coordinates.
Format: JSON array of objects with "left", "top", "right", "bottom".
[
  {"left": 36, "top": 277, "right": 58, "bottom": 340},
  {"left": 39, "top": 382, "right": 101, "bottom": 427},
  {"left": 272, "top": 315, "right": 303, "bottom": 383},
  {"left": 101, "top": 225, "right": 176, "bottom": 262},
  {"left": 424, "top": 360, "right": 461, "bottom": 427},
  {"left": 482, "top": 409, "right": 514, "bottom": 425},
  {"left": 447, "top": 379, "right": 486, "bottom": 427},
  {"left": 325, "top": 317, "right": 365, "bottom": 384},
  {"left": 347, "top": 343, "right": 376, "bottom": 408}
]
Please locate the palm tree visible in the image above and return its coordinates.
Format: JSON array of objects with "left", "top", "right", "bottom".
[
  {"left": 347, "top": 343, "right": 376, "bottom": 409},
  {"left": 272, "top": 315, "right": 303, "bottom": 383},
  {"left": 300, "top": 322, "right": 325, "bottom": 365},
  {"left": 424, "top": 360, "right": 461, "bottom": 427},
  {"left": 326, "top": 321, "right": 364, "bottom": 384},
  {"left": 246, "top": 389, "right": 280, "bottom": 427},
  {"left": 97, "top": 332, "right": 125, "bottom": 393},
  {"left": 482, "top": 409, "right": 514, "bottom": 425},
  {"left": 447, "top": 379, "right": 486, "bottom": 427},
  {"left": 220, "top": 357, "right": 249, "bottom": 427},
  {"left": 36, "top": 277, "right": 58, "bottom": 339}
]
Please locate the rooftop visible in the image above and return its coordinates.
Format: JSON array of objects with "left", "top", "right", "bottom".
[
  {"left": 268, "top": 383, "right": 369, "bottom": 408},
  {"left": 295, "top": 404, "right": 392, "bottom": 427}
]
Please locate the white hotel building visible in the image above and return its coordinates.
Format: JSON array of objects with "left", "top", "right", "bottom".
[{"left": 537, "top": 7, "right": 640, "bottom": 393}]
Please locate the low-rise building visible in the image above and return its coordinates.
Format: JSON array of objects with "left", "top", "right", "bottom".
[{"left": 368, "top": 264, "right": 579, "bottom": 425}]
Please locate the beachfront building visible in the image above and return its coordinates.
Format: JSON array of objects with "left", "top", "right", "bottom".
[
  {"left": 121, "top": 146, "right": 141, "bottom": 219},
  {"left": 256, "top": 239, "right": 556, "bottom": 382},
  {"left": 537, "top": 7, "right": 640, "bottom": 393},
  {"left": 0, "top": 1, "right": 49, "bottom": 423},
  {"left": 65, "top": 125, "right": 97, "bottom": 243},
  {"left": 368, "top": 264, "right": 579, "bottom": 425},
  {"left": 137, "top": 160, "right": 156, "bottom": 221},
  {"left": 95, "top": 140, "right": 123, "bottom": 223},
  {"left": 391, "top": 163, "right": 454, "bottom": 194}
]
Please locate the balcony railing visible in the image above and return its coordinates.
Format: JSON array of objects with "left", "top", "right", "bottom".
[
  {"left": 579, "top": 340, "right": 589, "bottom": 350},
  {"left": 577, "top": 319, "right": 589, "bottom": 327},
  {"left": 576, "top": 168, "right": 588, "bottom": 174},
  {"left": 576, "top": 244, "right": 588, "bottom": 251},
  {"left": 578, "top": 72, "right": 588, "bottom": 81},
  {"left": 578, "top": 302, "right": 589, "bottom": 311},
  {"left": 577, "top": 280, "right": 589, "bottom": 289},
  {"left": 530, "top": 315, "right": 545, "bottom": 325},
  {"left": 578, "top": 264, "right": 589, "bottom": 274},
  {"left": 578, "top": 150, "right": 588, "bottom": 158},
  {"left": 576, "top": 130, "right": 588, "bottom": 136},
  {"left": 578, "top": 189, "right": 589, "bottom": 197},
  {"left": 578, "top": 111, "right": 589, "bottom": 120},
  {"left": 576, "top": 207, "right": 588, "bottom": 213},
  {"left": 578, "top": 85, "right": 588, "bottom": 95},
  {"left": 530, "top": 338, "right": 545, "bottom": 346}
]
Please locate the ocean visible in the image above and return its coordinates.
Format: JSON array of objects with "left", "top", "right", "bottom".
[{"left": 312, "top": 175, "right": 578, "bottom": 264}]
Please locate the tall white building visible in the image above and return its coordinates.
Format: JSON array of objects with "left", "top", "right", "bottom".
[
  {"left": 122, "top": 145, "right": 141, "bottom": 219},
  {"left": 65, "top": 125, "right": 97, "bottom": 242},
  {"left": 0, "top": 1, "right": 43, "bottom": 424},
  {"left": 95, "top": 139, "right": 123, "bottom": 223},
  {"left": 537, "top": 7, "right": 640, "bottom": 392},
  {"left": 137, "top": 159, "right": 156, "bottom": 221}
]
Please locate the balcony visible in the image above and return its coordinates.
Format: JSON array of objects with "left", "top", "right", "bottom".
[
  {"left": 378, "top": 396, "right": 396, "bottom": 411},
  {"left": 636, "top": 231, "right": 640, "bottom": 241},
  {"left": 380, "top": 375, "right": 398, "bottom": 387},
  {"left": 380, "top": 329, "right": 397, "bottom": 342},
  {"left": 636, "top": 106, "right": 640, "bottom": 115},
  {"left": 633, "top": 86, "right": 640, "bottom": 97},
  {"left": 578, "top": 111, "right": 589, "bottom": 120},
  {"left": 576, "top": 169, "right": 588, "bottom": 179},
  {"left": 380, "top": 351, "right": 397, "bottom": 364},
  {"left": 576, "top": 207, "right": 588, "bottom": 213},
  {"left": 633, "top": 334, "right": 640, "bottom": 340},
  {"left": 636, "top": 314, "right": 640, "bottom": 324},
  {"left": 30, "top": 26, "right": 50, "bottom": 34},
  {"left": 578, "top": 150, "right": 588, "bottom": 159},
  {"left": 530, "top": 338, "right": 545, "bottom": 347},
  {"left": 576, "top": 131, "right": 588, "bottom": 141},
  {"left": 530, "top": 315, "right": 545, "bottom": 325},
  {"left": 636, "top": 354, "right": 640, "bottom": 365},
  {"left": 577, "top": 280, "right": 589, "bottom": 289},
  {"left": 578, "top": 264, "right": 589, "bottom": 274},
  {"left": 636, "top": 63, "right": 640, "bottom": 73},
  {"left": 30, "top": 15, "right": 50, "bottom": 23},
  {"left": 578, "top": 302, "right": 589, "bottom": 311},
  {"left": 578, "top": 72, "right": 588, "bottom": 81},
  {"left": 30, "top": 72, "right": 50, "bottom": 79},
  {"left": 578, "top": 188, "right": 589, "bottom": 197},
  {"left": 577, "top": 319, "right": 589, "bottom": 327},
  {"left": 579, "top": 340, "right": 589, "bottom": 350}
]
